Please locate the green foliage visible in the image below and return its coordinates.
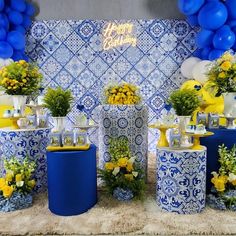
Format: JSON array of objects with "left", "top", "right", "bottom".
[
  {"left": 43, "top": 87, "right": 73, "bottom": 117},
  {"left": 109, "top": 136, "right": 131, "bottom": 161},
  {"left": 168, "top": 89, "right": 200, "bottom": 116},
  {"left": 218, "top": 144, "right": 236, "bottom": 176},
  {"left": 4, "top": 157, "right": 36, "bottom": 194}
]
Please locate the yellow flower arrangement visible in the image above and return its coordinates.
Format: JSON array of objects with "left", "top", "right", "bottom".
[
  {"left": 211, "top": 173, "right": 228, "bottom": 192},
  {"left": 0, "top": 60, "right": 42, "bottom": 95},
  {"left": 0, "top": 157, "right": 36, "bottom": 199},
  {"left": 207, "top": 52, "right": 236, "bottom": 96},
  {"left": 98, "top": 137, "right": 145, "bottom": 199},
  {"left": 104, "top": 82, "right": 141, "bottom": 105}
]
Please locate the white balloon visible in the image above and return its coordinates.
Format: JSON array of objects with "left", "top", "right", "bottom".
[
  {"left": 4, "top": 58, "right": 14, "bottom": 66},
  {"left": 192, "top": 60, "right": 212, "bottom": 84},
  {"left": 181, "top": 57, "right": 201, "bottom": 79}
]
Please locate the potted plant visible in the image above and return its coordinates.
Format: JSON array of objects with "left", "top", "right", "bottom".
[
  {"left": 0, "top": 157, "right": 36, "bottom": 212},
  {"left": 98, "top": 137, "right": 145, "bottom": 201},
  {"left": 0, "top": 60, "right": 42, "bottom": 116},
  {"left": 168, "top": 88, "right": 200, "bottom": 132},
  {"left": 207, "top": 52, "right": 236, "bottom": 116},
  {"left": 99, "top": 82, "right": 148, "bottom": 175},
  {"left": 43, "top": 87, "right": 73, "bottom": 132},
  {"left": 208, "top": 144, "right": 236, "bottom": 211}
]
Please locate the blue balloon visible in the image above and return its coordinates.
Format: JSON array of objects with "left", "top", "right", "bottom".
[
  {"left": 225, "top": 0, "right": 236, "bottom": 20},
  {"left": 227, "top": 20, "right": 236, "bottom": 28},
  {"left": 12, "top": 25, "right": 26, "bottom": 34},
  {"left": 4, "top": 6, "right": 11, "bottom": 14},
  {"left": 0, "top": 27, "right": 6, "bottom": 40},
  {"left": 187, "top": 14, "right": 199, "bottom": 27},
  {"left": 193, "top": 49, "right": 202, "bottom": 58},
  {"left": 209, "top": 49, "right": 225, "bottom": 60},
  {"left": 7, "top": 31, "right": 26, "bottom": 50},
  {"left": 198, "top": 2, "right": 228, "bottom": 30},
  {"left": 201, "top": 47, "right": 212, "bottom": 60},
  {"left": 0, "top": 41, "right": 13, "bottom": 59},
  {"left": 22, "top": 15, "right": 32, "bottom": 29},
  {"left": 213, "top": 25, "right": 235, "bottom": 50},
  {"left": 196, "top": 29, "right": 214, "bottom": 48},
  {"left": 11, "top": 0, "right": 26, "bottom": 12},
  {"left": 25, "top": 2, "right": 35, "bottom": 16},
  {"left": 0, "top": 0, "right": 4, "bottom": 11},
  {"left": 178, "top": 0, "right": 205, "bottom": 16},
  {"left": 0, "top": 13, "right": 9, "bottom": 30},
  {"left": 8, "top": 10, "right": 23, "bottom": 25},
  {"left": 12, "top": 50, "right": 24, "bottom": 61}
]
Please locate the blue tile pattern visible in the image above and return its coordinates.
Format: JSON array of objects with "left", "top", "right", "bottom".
[{"left": 26, "top": 19, "right": 197, "bottom": 152}]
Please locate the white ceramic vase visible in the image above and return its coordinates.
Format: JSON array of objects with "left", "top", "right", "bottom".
[
  {"left": 178, "top": 116, "right": 191, "bottom": 146},
  {"left": 223, "top": 92, "right": 236, "bottom": 117},
  {"left": 12, "top": 95, "right": 27, "bottom": 116},
  {"left": 51, "top": 117, "right": 66, "bottom": 132}
]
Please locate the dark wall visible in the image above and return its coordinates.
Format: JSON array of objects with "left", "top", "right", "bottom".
[{"left": 33, "top": 0, "right": 184, "bottom": 20}]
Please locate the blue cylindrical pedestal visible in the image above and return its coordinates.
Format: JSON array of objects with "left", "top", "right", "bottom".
[
  {"left": 156, "top": 147, "right": 207, "bottom": 214},
  {"left": 201, "top": 128, "right": 236, "bottom": 193},
  {"left": 47, "top": 144, "right": 97, "bottom": 216}
]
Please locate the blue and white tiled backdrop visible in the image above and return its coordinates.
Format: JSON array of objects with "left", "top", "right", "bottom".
[{"left": 26, "top": 19, "right": 197, "bottom": 152}]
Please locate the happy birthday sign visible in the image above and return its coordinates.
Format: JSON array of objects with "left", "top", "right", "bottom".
[{"left": 102, "top": 23, "right": 137, "bottom": 51}]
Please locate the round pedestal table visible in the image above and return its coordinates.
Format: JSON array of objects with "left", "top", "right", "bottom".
[
  {"left": 156, "top": 147, "right": 207, "bottom": 214},
  {"left": 201, "top": 128, "right": 236, "bottom": 193},
  {"left": 0, "top": 127, "right": 51, "bottom": 192},
  {"left": 47, "top": 144, "right": 97, "bottom": 216}
]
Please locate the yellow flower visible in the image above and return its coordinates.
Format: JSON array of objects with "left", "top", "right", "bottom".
[
  {"left": 15, "top": 174, "right": 23, "bottom": 182},
  {"left": 222, "top": 53, "right": 234, "bottom": 61},
  {"left": 118, "top": 158, "right": 128, "bottom": 168},
  {"left": 124, "top": 174, "right": 134, "bottom": 181},
  {"left": 18, "top": 60, "right": 27, "bottom": 65},
  {"left": 5, "top": 172, "right": 13, "bottom": 182},
  {"left": 218, "top": 72, "right": 226, "bottom": 79},
  {"left": 2, "top": 185, "right": 14, "bottom": 198},
  {"left": 211, "top": 175, "right": 227, "bottom": 192},
  {"left": 221, "top": 61, "right": 231, "bottom": 71},
  {"left": 105, "top": 162, "right": 115, "bottom": 171},
  {"left": 0, "top": 178, "right": 6, "bottom": 190},
  {"left": 27, "top": 179, "right": 36, "bottom": 189},
  {"left": 126, "top": 162, "right": 133, "bottom": 172}
]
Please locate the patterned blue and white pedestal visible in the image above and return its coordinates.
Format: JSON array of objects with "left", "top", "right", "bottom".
[
  {"left": 156, "top": 147, "right": 207, "bottom": 214},
  {"left": 99, "top": 105, "right": 148, "bottom": 174},
  {"left": 0, "top": 128, "right": 51, "bottom": 193}
]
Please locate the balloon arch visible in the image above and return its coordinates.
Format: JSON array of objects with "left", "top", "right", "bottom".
[
  {"left": 178, "top": 0, "right": 236, "bottom": 61},
  {"left": 0, "top": 0, "right": 35, "bottom": 66}
]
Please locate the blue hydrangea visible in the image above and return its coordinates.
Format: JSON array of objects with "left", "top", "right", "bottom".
[
  {"left": 113, "top": 187, "right": 134, "bottom": 201},
  {"left": 223, "top": 190, "right": 236, "bottom": 199},
  {"left": 207, "top": 194, "right": 227, "bottom": 211},
  {"left": 0, "top": 192, "right": 32, "bottom": 212}
]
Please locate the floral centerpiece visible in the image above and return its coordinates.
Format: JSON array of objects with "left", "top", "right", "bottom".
[
  {"left": 0, "top": 60, "right": 43, "bottom": 115},
  {"left": 104, "top": 82, "right": 141, "bottom": 105},
  {"left": 0, "top": 157, "right": 36, "bottom": 212},
  {"left": 98, "top": 137, "right": 145, "bottom": 201},
  {"left": 207, "top": 144, "right": 236, "bottom": 211},
  {"left": 207, "top": 52, "right": 236, "bottom": 116}
]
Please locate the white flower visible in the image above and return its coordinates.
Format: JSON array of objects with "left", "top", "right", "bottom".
[
  {"left": 112, "top": 167, "right": 120, "bottom": 176},
  {"left": 132, "top": 171, "right": 138, "bottom": 177},
  {"left": 228, "top": 173, "right": 236, "bottom": 182},
  {"left": 129, "top": 156, "right": 136, "bottom": 164},
  {"left": 16, "top": 181, "right": 24, "bottom": 187},
  {"left": 211, "top": 171, "right": 219, "bottom": 178}
]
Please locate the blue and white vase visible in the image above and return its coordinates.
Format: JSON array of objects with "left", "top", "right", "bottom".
[
  {"left": 0, "top": 192, "right": 33, "bottom": 212},
  {"left": 99, "top": 105, "right": 148, "bottom": 175},
  {"left": 113, "top": 187, "right": 134, "bottom": 201}
]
